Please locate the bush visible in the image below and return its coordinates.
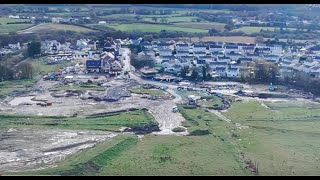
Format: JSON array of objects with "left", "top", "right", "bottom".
[
  {"left": 172, "top": 127, "right": 186, "bottom": 132},
  {"left": 189, "top": 129, "right": 211, "bottom": 136}
]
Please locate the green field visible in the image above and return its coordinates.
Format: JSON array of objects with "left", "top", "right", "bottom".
[
  {"left": 25, "top": 23, "right": 96, "bottom": 33},
  {"left": 0, "top": 109, "right": 155, "bottom": 132},
  {"left": 0, "top": 17, "right": 33, "bottom": 33},
  {"left": 173, "top": 22, "right": 226, "bottom": 31},
  {"left": 129, "top": 86, "right": 166, "bottom": 96},
  {"left": 0, "top": 80, "right": 37, "bottom": 98},
  {"left": 31, "top": 57, "right": 73, "bottom": 75},
  {"left": 222, "top": 100, "right": 320, "bottom": 175},
  {"left": 232, "top": 26, "right": 297, "bottom": 34},
  {"left": 100, "top": 23, "right": 208, "bottom": 33},
  {"left": 143, "top": 16, "right": 198, "bottom": 23}
]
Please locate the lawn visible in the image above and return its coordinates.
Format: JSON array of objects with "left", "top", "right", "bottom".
[
  {"left": 31, "top": 56, "right": 73, "bottom": 75},
  {"left": 0, "top": 109, "right": 156, "bottom": 132},
  {"left": 222, "top": 100, "right": 320, "bottom": 175},
  {"left": 100, "top": 23, "right": 208, "bottom": 33},
  {"left": 232, "top": 26, "right": 297, "bottom": 34},
  {"left": 25, "top": 23, "right": 96, "bottom": 33},
  {"left": 0, "top": 17, "right": 34, "bottom": 33},
  {"left": 143, "top": 16, "right": 198, "bottom": 23},
  {"left": 0, "top": 79, "right": 37, "bottom": 98},
  {"left": 173, "top": 22, "right": 226, "bottom": 31},
  {"left": 129, "top": 86, "right": 166, "bottom": 96}
]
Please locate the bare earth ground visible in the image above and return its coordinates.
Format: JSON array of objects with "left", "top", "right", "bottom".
[{"left": 0, "top": 128, "right": 116, "bottom": 172}]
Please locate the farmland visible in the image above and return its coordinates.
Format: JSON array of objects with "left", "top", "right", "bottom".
[
  {"left": 99, "top": 23, "right": 208, "bottom": 33},
  {"left": 18, "top": 23, "right": 96, "bottom": 34},
  {"left": 176, "top": 36, "right": 257, "bottom": 43},
  {"left": 0, "top": 17, "right": 33, "bottom": 34},
  {"left": 222, "top": 100, "right": 320, "bottom": 175},
  {"left": 232, "top": 26, "right": 298, "bottom": 34}
]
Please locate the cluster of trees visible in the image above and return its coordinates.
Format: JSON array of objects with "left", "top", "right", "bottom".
[
  {"left": 178, "top": 65, "right": 212, "bottom": 81},
  {"left": 0, "top": 62, "right": 33, "bottom": 81},
  {"left": 130, "top": 53, "right": 155, "bottom": 69},
  {"left": 282, "top": 71, "right": 320, "bottom": 96},
  {"left": 240, "top": 61, "right": 278, "bottom": 84}
]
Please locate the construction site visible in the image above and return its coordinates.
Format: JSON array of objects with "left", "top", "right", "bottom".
[{"left": 1, "top": 47, "right": 320, "bottom": 175}]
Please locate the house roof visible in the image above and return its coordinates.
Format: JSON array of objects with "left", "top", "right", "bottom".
[
  {"left": 195, "top": 52, "right": 206, "bottom": 54},
  {"left": 210, "top": 61, "right": 228, "bottom": 65},
  {"left": 239, "top": 57, "right": 253, "bottom": 62},
  {"left": 176, "top": 44, "right": 189, "bottom": 47},
  {"left": 193, "top": 44, "right": 207, "bottom": 48},
  {"left": 209, "top": 45, "right": 223, "bottom": 48},
  {"left": 218, "top": 56, "right": 231, "bottom": 59},
  {"left": 216, "top": 67, "right": 226, "bottom": 70},
  {"left": 197, "top": 60, "right": 206, "bottom": 64},
  {"left": 177, "top": 50, "right": 189, "bottom": 54},
  {"left": 179, "top": 55, "right": 193, "bottom": 59},
  {"left": 242, "top": 46, "right": 255, "bottom": 50},
  {"left": 228, "top": 67, "right": 239, "bottom": 71},
  {"left": 225, "top": 45, "right": 239, "bottom": 49},
  {"left": 199, "top": 56, "right": 212, "bottom": 58}
]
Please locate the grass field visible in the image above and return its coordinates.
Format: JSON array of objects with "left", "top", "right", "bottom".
[
  {"left": 31, "top": 57, "right": 73, "bottom": 75},
  {"left": 232, "top": 26, "right": 297, "bottom": 34},
  {"left": 222, "top": 100, "right": 320, "bottom": 175},
  {"left": 176, "top": 36, "right": 257, "bottom": 43},
  {"left": 0, "top": 17, "right": 34, "bottom": 33},
  {"left": 100, "top": 23, "right": 208, "bottom": 33},
  {"left": 173, "top": 22, "right": 226, "bottom": 31},
  {"left": 22, "top": 23, "right": 96, "bottom": 33},
  {"left": 143, "top": 16, "right": 198, "bottom": 23},
  {"left": 0, "top": 109, "right": 155, "bottom": 132},
  {"left": 129, "top": 86, "right": 166, "bottom": 96},
  {"left": 0, "top": 80, "right": 37, "bottom": 98}
]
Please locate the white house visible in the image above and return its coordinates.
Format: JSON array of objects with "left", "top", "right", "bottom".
[
  {"left": 245, "top": 53, "right": 261, "bottom": 61},
  {"left": 176, "top": 43, "right": 189, "bottom": 51},
  {"left": 225, "top": 45, "right": 240, "bottom": 53},
  {"left": 263, "top": 54, "right": 281, "bottom": 63},
  {"left": 217, "top": 56, "right": 231, "bottom": 63},
  {"left": 226, "top": 67, "right": 239, "bottom": 78},
  {"left": 209, "top": 61, "right": 228, "bottom": 70},
  {"left": 238, "top": 57, "right": 253, "bottom": 63},
  {"left": 242, "top": 46, "right": 255, "bottom": 54},
  {"left": 209, "top": 44, "right": 224, "bottom": 52},
  {"left": 158, "top": 49, "right": 173, "bottom": 56},
  {"left": 215, "top": 67, "right": 227, "bottom": 77},
  {"left": 192, "top": 44, "right": 207, "bottom": 52},
  {"left": 198, "top": 55, "right": 213, "bottom": 62},
  {"left": 194, "top": 51, "right": 206, "bottom": 57},
  {"left": 157, "top": 43, "right": 172, "bottom": 51},
  {"left": 226, "top": 52, "right": 242, "bottom": 61},
  {"left": 267, "top": 44, "right": 283, "bottom": 55},
  {"left": 176, "top": 50, "right": 190, "bottom": 57}
]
